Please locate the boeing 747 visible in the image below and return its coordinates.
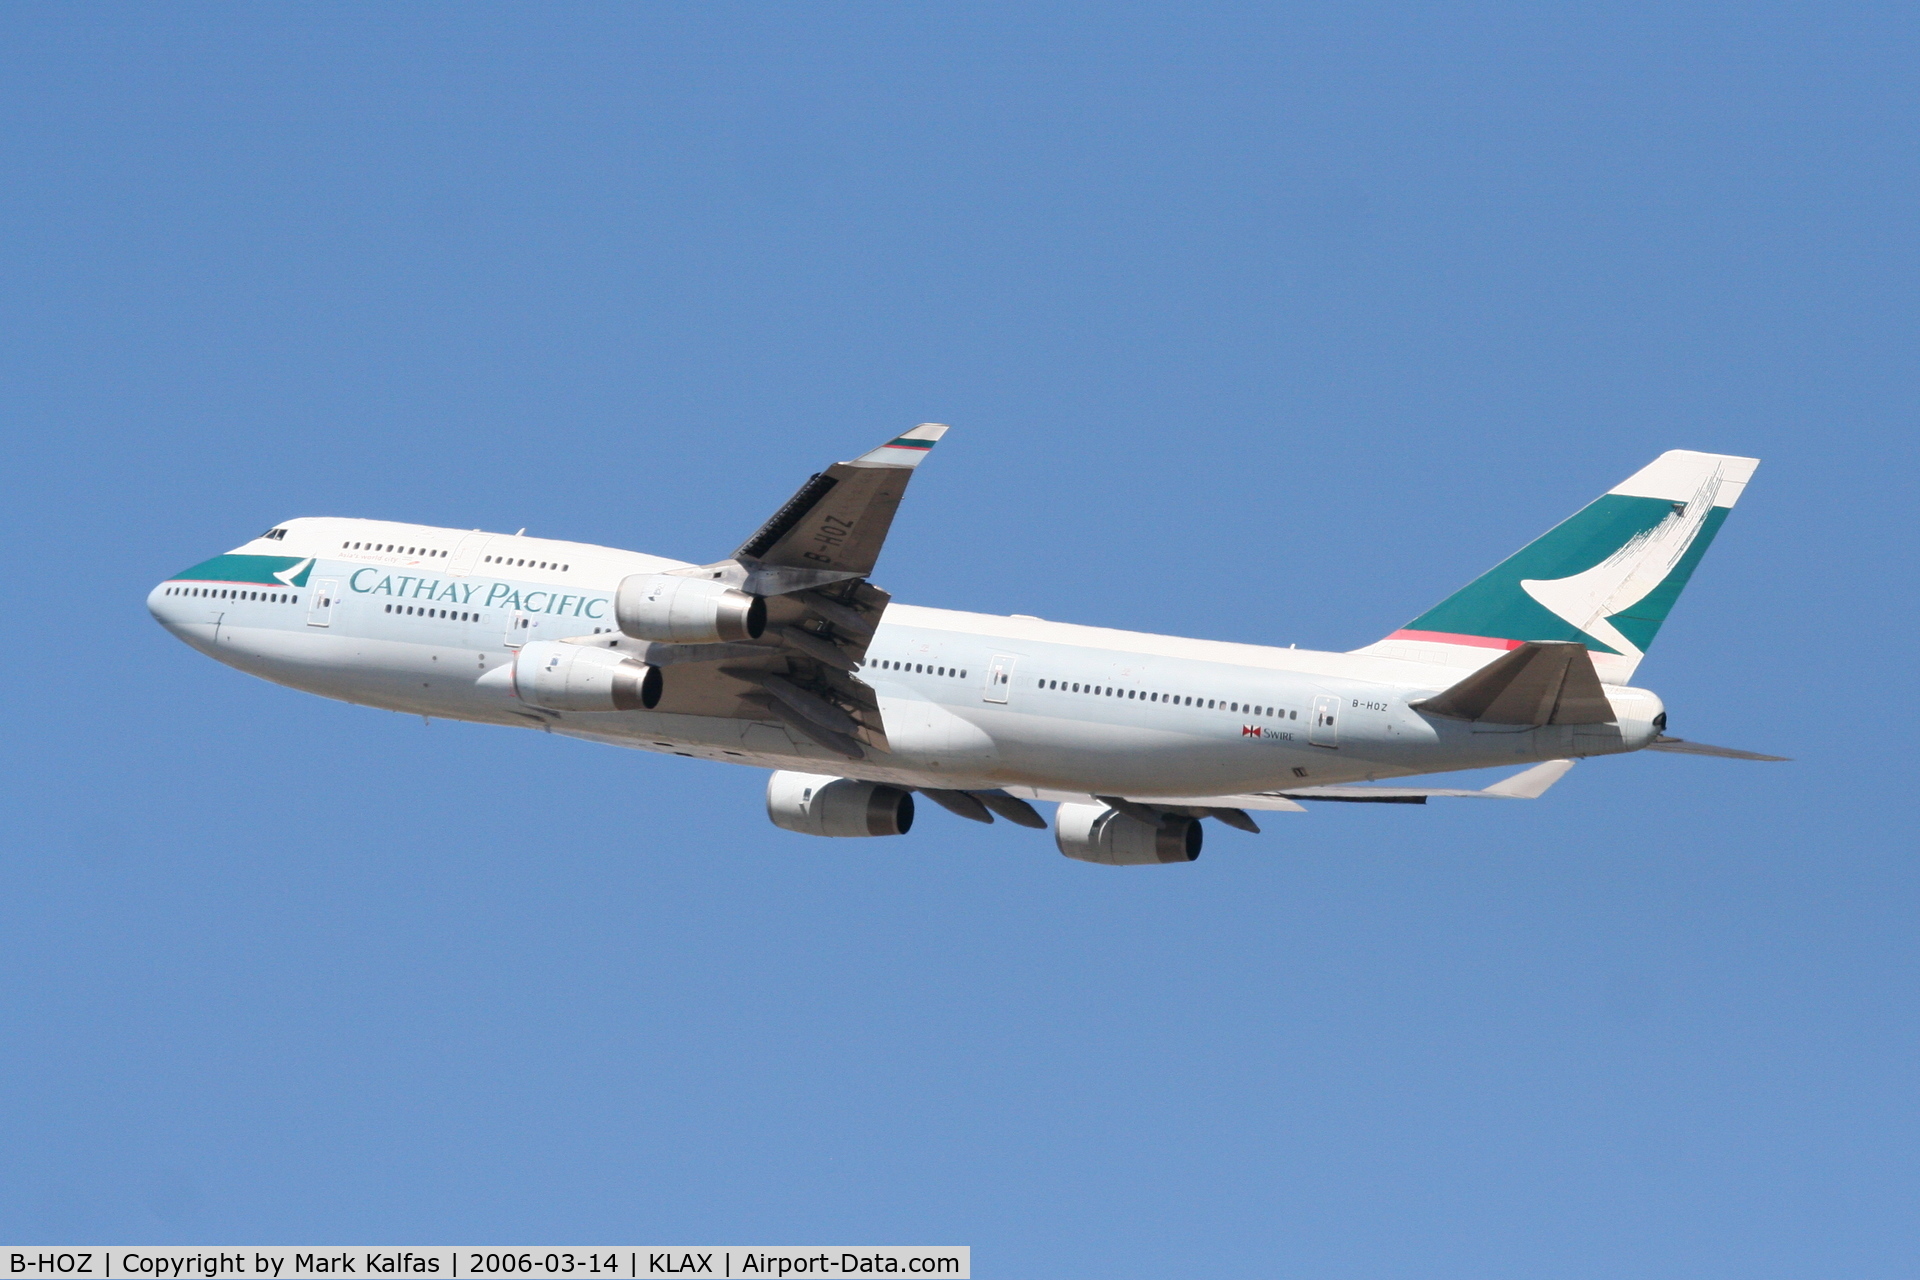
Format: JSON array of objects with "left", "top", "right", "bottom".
[{"left": 148, "top": 426, "right": 1781, "bottom": 864}]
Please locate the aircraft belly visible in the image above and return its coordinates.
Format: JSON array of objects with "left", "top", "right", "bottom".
[
  {"left": 873, "top": 693, "right": 999, "bottom": 775},
  {"left": 548, "top": 711, "right": 960, "bottom": 781},
  {"left": 178, "top": 623, "right": 527, "bottom": 724},
  {"left": 964, "top": 710, "right": 1323, "bottom": 795},
  {"left": 1373, "top": 716, "right": 1636, "bottom": 768},
  {"left": 173, "top": 624, "right": 1623, "bottom": 790}
]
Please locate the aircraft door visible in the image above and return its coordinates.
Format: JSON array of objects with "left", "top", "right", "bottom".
[
  {"left": 505, "top": 611, "right": 531, "bottom": 649},
  {"left": 306, "top": 578, "right": 338, "bottom": 627},
  {"left": 983, "top": 654, "right": 1017, "bottom": 704},
  {"left": 449, "top": 532, "right": 490, "bottom": 577},
  {"left": 1309, "top": 695, "right": 1340, "bottom": 747}
]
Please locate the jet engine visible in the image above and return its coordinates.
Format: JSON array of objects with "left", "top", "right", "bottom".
[
  {"left": 1055, "top": 802, "right": 1202, "bottom": 865},
  {"left": 766, "top": 771, "right": 915, "bottom": 838},
  {"left": 512, "top": 640, "right": 661, "bottom": 712},
  {"left": 615, "top": 573, "right": 766, "bottom": 643}
]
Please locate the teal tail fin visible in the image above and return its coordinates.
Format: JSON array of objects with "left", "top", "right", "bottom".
[{"left": 1355, "top": 450, "right": 1759, "bottom": 683}]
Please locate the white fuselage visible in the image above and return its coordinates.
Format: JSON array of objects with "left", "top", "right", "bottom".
[{"left": 148, "top": 517, "right": 1664, "bottom": 796}]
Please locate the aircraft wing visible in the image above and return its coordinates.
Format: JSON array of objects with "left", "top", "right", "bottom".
[
  {"left": 1274, "top": 758, "right": 1577, "bottom": 804},
  {"left": 731, "top": 423, "right": 948, "bottom": 590},
  {"left": 571, "top": 425, "right": 950, "bottom": 760},
  {"left": 1007, "top": 760, "right": 1577, "bottom": 825},
  {"left": 1009, "top": 787, "right": 1303, "bottom": 811}
]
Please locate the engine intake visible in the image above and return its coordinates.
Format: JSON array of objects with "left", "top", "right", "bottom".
[
  {"left": 615, "top": 573, "right": 766, "bottom": 643},
  {"left": 512, "top": 641, "right": 661, "bottom": 712},
  {"left": 766, "top": 771, "right": 915, "bottom": 838},
  {"left": 1055, "top": 802, "right": 1202, "bottom": 865}
]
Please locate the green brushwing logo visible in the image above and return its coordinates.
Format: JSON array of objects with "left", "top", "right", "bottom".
[
  {"left": 172, "top": 554, "right": 315, "bottom": 587},
  {"left": 1407, "top": 493, "right": 1729, "bottom": 657}
]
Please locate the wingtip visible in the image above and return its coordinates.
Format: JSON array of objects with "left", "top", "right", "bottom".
[
  {"left": 851, "top": 423, "right": 951, "bottom": 468},
  {"left": 1481, "top": 758, "right": 1577, "bottom": 798}
]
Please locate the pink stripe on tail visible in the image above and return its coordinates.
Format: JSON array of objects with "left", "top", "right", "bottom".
[{"left": 1385, "top": 629, "right": 1526, "bottom": 650}]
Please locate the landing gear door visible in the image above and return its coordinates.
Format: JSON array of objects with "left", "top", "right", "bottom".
[
  {"left": 983, "top": 654, "right": 1017, "bottom": 704},
  {"left": 1310, "top": 695, "right": 1340, "bottom": 747},
  {"left": 505, "top": 611, "right": 531, "bottom": 649},
  {"left": 306, "top": 578, "right": 338, "bottom": 627}
]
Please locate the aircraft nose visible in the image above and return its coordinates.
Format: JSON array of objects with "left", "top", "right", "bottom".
[
  {"left": 148, "top": 579, "right": 187, "bottom": 628},
  {"left": 147, "top": 574, "right": 225, "bottom": 655}
]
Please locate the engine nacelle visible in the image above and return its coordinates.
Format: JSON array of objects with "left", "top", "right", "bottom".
[
  {"left": 512, "top": 640, "right": 661, "bottom": 712},
  {"left": 766, "top": 771, "right": 915, "bottom": 838},
  {"left": 1055, "top": 802, "right": 1202, "bottom": 865},
  {"left": 615, "top": 573, "right": 766, "bottom": 643}
]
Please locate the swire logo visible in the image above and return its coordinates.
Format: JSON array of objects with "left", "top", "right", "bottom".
[{"left": 1242, "top": 724, "right": 1262, "bottom": 738}]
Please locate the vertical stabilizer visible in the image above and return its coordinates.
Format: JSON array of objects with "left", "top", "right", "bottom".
[{"left": 1355, "top": 450, "right": 1759, "bottom": 683}]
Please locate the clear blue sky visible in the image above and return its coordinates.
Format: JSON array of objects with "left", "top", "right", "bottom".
[{"left": 3, "top": 4, "right": 1916, "bottom": 1275}]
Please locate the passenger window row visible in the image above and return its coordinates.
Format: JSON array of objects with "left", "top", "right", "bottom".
[
  {"left": 855, "top": 658, "right": 1296, "bottom": 720},
  {"left": 484, "top": 554, "right": 570, "bottom": 571},
  {"left": 866, "top": 659, "right": 968, "bottom": 678},
  {"left": 384, "top": 604, "right": 480, "bottom": 622},
  {"left": 1036, "top": 677, "right": 1300, "bottom": 719},
  {"left": 166, "top": 586, "right": 297, "bottom": 604},
  {"left": 336, "top": 541, "right": 573, "bottom": 572}
]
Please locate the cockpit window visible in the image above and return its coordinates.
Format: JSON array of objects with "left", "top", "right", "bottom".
[{"left": 259, "top": 527, "right": 288, "bottom": 540}]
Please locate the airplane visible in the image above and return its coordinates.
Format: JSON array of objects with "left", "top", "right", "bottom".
[{"left": 147, "top": 426, "right": 1783, "bottom": 865}]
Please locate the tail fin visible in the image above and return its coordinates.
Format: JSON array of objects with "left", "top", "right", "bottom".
[{"left": 1355, "top": 450, "right": 1759, "bottom": 683}]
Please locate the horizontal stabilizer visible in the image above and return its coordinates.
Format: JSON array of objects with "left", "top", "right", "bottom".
[
  {"left": 1412, "top": 642, "right": 1613, "bottom": 726},
  {"left": 1645, "top": 736, "right": 1789, "bottom": 762},
  {"left": 1278, "top": 759, "right": 1577, "bottom": 803}
]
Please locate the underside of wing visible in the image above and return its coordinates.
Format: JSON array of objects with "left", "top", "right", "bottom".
[
  {"left": 1008, "top": 760, "right": 1577, "bottom": 816},
  {"left": 1008, "top": 786, "right": 1305, "bottom": 813},
  {"left": 563, "top": 581, "right": 893, "bottom": 758},
  {"left": 1274, "top": 759, "right": 1578, "bottom": 803}
]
